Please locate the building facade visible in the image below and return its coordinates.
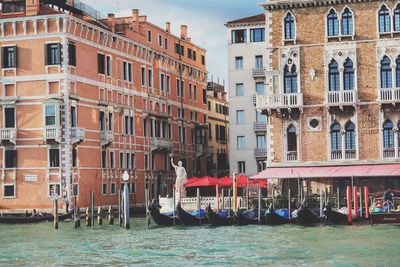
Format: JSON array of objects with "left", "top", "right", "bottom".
[
  {"left": 206, "top": 81, "right": 229, "bottom": 177},
  {"left": 257, "top": 0, "right": 400, "bottom": 192},
  {"left": 226, "top": 14, "right": 268, "bottom": 177},
  {"left": 0, "top": 1, "right": 209, "bottom": 210}
]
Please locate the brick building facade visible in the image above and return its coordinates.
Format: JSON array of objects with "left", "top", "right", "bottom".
[
  {"left": 0, "top": 1, "right": 209, "bottom": 210},
  {"left": 256, "top": 0, "right": 400, "bottom": 193}
]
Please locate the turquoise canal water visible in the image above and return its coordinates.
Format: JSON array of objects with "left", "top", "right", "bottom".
[{"left": 0, "top": 218, "right": 400, "bottom": 266}]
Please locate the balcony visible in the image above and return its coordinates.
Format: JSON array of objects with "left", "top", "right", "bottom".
[
  {"left": 252, "top": 94, "right": 257, "bottom": 105},
  {"left": 0, "top": 128, "right": 16, "bottom": 145},
  {"left": 253, "top": 122, "right": 267, "bottom": 132},
  {"left": 254, "top": 148, "right": 267, "bottom": 158},
  {"left": 45, "top": 126, "right": 61, "bottom": 143},
  {"left": 379, "top": 88, "right": 400, "bottom": 104},
  {"left": 71, "top": 127, "right": 85, "bottom": 144},
  {"left": 256, "top": 93, "right": 303, "bottom": 111},
  {"left": 151, "top": 138, "right": 173, "bottom": 152},
  {"left": 383, "top": 148, "right": 396, "bottom": 158},
  {"left": 100, "top": 130, "right": 113, "bottom": 146},
  {"left": 252, "top": 68, "right": 266, "bottom": 78},
  {"left": 326, "top": 90, "right": 357, "bottom": 106},
  {"left": 286, "top": 151, "right": 298, "bottom": 161},
  {"left": 331, "top": 149, "right": 357, "bottom": 160},
  {"left": 195, "top": 144, "right": 204, "bottom": 157}
]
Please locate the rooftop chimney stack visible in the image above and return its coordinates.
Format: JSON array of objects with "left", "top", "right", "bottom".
[
  {"left": 132, "top": 9, "right": 140, "bottom": 32},
  {"left": 166, "top": 22, "right": 171, "bottom": 33},
  {"left": 107, "top": 13, "right": 115, "bottom": 33},
  {"left": 26, "top": 0, "right": 40, "bottom": 16},
  {"left": 180, "top": 25, "right": 188, "bottom": 40}
]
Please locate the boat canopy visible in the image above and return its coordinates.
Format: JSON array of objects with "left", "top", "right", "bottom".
[
  {"left": 185, "top": 175, "right": 267, "bottom": 188},
  {"left": 252, "top": 164, "right": 400, "bottom": 179}
]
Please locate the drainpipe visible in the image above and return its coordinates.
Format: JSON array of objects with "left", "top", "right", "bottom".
[{"left": 62, "top": 35, "right": 72, "bottom": 203}]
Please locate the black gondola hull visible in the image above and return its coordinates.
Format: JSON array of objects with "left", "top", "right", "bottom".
[
  {"left": 265, "top": 212, "right": 292, "bottom": 225},
  {"left": 296, "top": 206, "right": 320, "bottom": 225},
  {"left": 149, "top": 206, "right": 180, "bottom": 226},
  {"left": 234, "top": 210, "right": 263, "bottom": 226},
  {"left": 0, "top": 212, "right": 72, "bottom": 224},
  {"left": 206, "top": 205, "right": 234, "bottom": 226},
  {"left": 176, "top": 203, "right": 206, "bottom": 226},
  {"left": 324, "top": 208, "right": 350, "bottom": 224}
]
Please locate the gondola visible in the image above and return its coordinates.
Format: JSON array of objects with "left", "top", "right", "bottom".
[
  {"left": 148, "top": 204, "right": 181, "bottom": 226},
  {"left": 324, "top": 205, "right": 351, "bottom": 224},
  {"left": 371, "top": 212, "right": 400, "bottom": 224},
  {"left": 0, "top": 212, "right": 73, "bottom": 224},
  {"left": 205, "top": 204, "right": 235, "bottom": 226},
  {"left": 296, "top": 204, "right": 321, "bottom": 225},
  {"left": 176, "top": 203, "right": 207, "bottom": 226},
  {"left": 234, "top": 209, "right": 264, "bottom": 225},
  {"left": 265, "top": 206, "right": 293, "bottom": 225}
]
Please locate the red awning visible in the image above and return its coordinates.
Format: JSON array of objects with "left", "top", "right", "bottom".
[
  {"left": 219, "top": 175, "right": 267, "bottom": 188},
  {"left": 185, "top": 176, "right": 219, "bottom": 187},
  {"left": 252, "top": 164, "right": 400, "bottom": 179}
]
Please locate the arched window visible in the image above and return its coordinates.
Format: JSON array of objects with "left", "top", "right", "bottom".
[
  {"left": 396, "top": 56, "right": 400, "bottom": 87},
  {"left": 330, "top": 122, "right": 342, "bottom": 151},
  {"left": 287, "top": 124, "right": 297, "bottom": 152},
  {"left": 327, "top": 9, "right": 339, "bottom": 36},
  {"left": 343, "top": 58, "right": 355, "bottom": 91},
  {"left": 329, "top": 60, "right": 340, "bottom": 91},
  {"left": 394, "top": 4, "right": 400, "bottom": 32},
  {"left": 284, "top": 64, "right": 298, "bottom": 94},
  {"left": 383, "top": 120, "right": 394, "bottom": 148},
  {"left": 379, "top": 5, "right": 391, "bottom": 33},
  {"left": 381, "top": 56, "right": 392, "bottom": 89},
  {"left": 341, "top": 8, "right": 353, "bottom": 35},
  {"left": 345, "top": 121, "right": 356, "bottom": 150},
  {"left": 284, "top": 12, "right": 295, "bottom": 40}
]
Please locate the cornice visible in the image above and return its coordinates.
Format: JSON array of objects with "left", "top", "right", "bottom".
[{"left": 261, "top": 0, "right": 379, "bottom": 11}]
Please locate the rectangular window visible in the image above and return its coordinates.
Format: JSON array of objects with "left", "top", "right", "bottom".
[
  {"left": 194, "top": 86, "right": 197, "bottom": 101},
  {"left": 236, "top": 83, "right": 244, "bottom": 96},
  {"left": 180, "top": 80, "right": 185, "bottom": 97},
  {"left": 237, "top": 136, "right": 245, "bottom": 150},
  {"left": 189, "top": 83, "right": 192, "bottom": 99},
  {"left": 232, "top": 29, "right": 247, "bottom": 44},
  {"left": 110, "top": 183, "right": 116, "bottom": 194},
  {"left": 49, "top": 184, "right": 61, "bottom": 197},
  {"left": 160, "top": 73, "right": 165, "bottom": 91},
  {"left": 5, "top": 107, "right": 15, "bottom": 128},
  {"left": 202, "top": 89, "right": 207, "bottom": 104},
  {"left": 99, "top": 111, "right": 105, "bottom": 131},
  {"left": 255, "top": 55, "right": 263, "bottom": 69},
  {"left": 141, "top": 67, "right": 146, "bottom": 87},
  {"left": 256, "top": 111, "right": 267, "bottom": 123},
  {"left": 72, "top": 147, "right": 77, "bottom": 167},
  {"left": 235, "top": 56, "right": 243, "bottom": 70},
  {"left": 176, "top": 79, "right": 181, "bottom": 97},
  {"left": 201, "top": 55, "right": 205, "bottom": 65},
  {"left": 236, "top": 110, "right": 245, "bottom": 124},
  {"left": 49, "top": 148, "right": 60, "bottom": 168},
  {"left": 257, "top": 135, "right": 266, "bottom": 149},
  {"left": 147, "top": 30, "right": 152, "bottom": 42},
  {"left": 97, "top": 53, "right": 105, "bottom": 74},
  {"left": 131, "top": 154, "right": 135, "bottom": 169},
  {"left": 164, "top": 38, "right": 168, "bottom": 49},
  {"left": 108, "top": 112, "right": 113, "bottom": 131},
  {"left": 193, "top": 51, "right": 197, "bottom": 61},
  {"left": 2, "top": 46, "right": 17, "bottom": 68},
  {"left": 68, "top": 43, "right": 76, "bottom": 66},
  {"left": 102, "top": 183, "right": 107, "bottom": 195},
  {"left": 130, "top": 117, "right": 134, "bottom": 135},
  {"left": 110, "top": 151, "right": 115, "bottom": 168},
  {"left": 71, "top": 106, "right": 77, "bottom": 128},
  {"left": 144, "top": 154, "right": 149, "bottom": 170},
  {"left": 106, "top": 55, "right": 112, "bottom": 76},
  {"left": 2, "top": 1, "right": 25, "bottom": 13},
  {"left": 46, "top": 43, "right": 61, "bottom": 65},
  {"left": 45, "top": 105, "right": 56, "bottom": 126},
  {"left": 250, "top": 28, "right": 265, "bottom": 42},
  {"left": 148, "top": 69, "right": 153, "bottom": 87},
  {"left": 101, "top": 150, "right": 107, "bottom": 168},
  {"left": 166, "top": 75, "right": 171, "bottom": 93},
  {"left": 123, "top": 62, "right": 132, "bottom": 82},
  {"left": 238, "top": 161, "right": 246, "bottom": 173},
  {"left": 126, "top": 153, "right": 130, "bottom": 169},
  {"left": 120, "top": 152, "right": 124, "bottom": 169},
  {"left": 3, "top": 184, "right": 15, "bottom": 197},
  {"left": 158, "top": 34, "right": 163, "bottom": 46},
  {"left": 188, "top": 48, "right": 192, "bottom": 59},
  {"left": 5, "top": 149, "right": 17, "bottom": 168},
  {"left": 143, "top": 118, "right": 147, "bottom": 137},
  {"left": 256, "top": 82, "right": 265, "bottom": 95},
  {"left": 257, "top": 160, "right": 266, "bottom": 173}
]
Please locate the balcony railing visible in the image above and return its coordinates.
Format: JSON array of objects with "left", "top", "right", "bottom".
[
  {"left": 253, "top": 122, "right": 267, "bottom": 132},
  {"left": 383, "top": 148, "right": 396, "bottom": 158},
  {"left": 331, "top": 150, "right": 342, "bottom": 160},
  {"left": 256, "top": 93, "right": 303, "bottom": 110},
  {"left": 345, "top": 149, "right": 357, "bottom": 159},
  {"left": 252, "top": 94, "right": 257, "bottom": 105},
  {"left": 326, "top": 90, "right": 357, "bottom": 105},
  {"left": 100, "top": 130, "right": 113, "bottom": 145},
  {"left": 45, "top": 126, "right": 61, "bottom": 142},
  {"left": 379, "top": 88, "right": 400, "bottom": 103},
  {"left": 0, "top": 128, "right": 16, "bottom": 145},
  {"left": 254, "top": 148, "right": 268, "bottom": 158},
  {"left": 286, "top": 151, "right": 298, "bottom": 161},
  {"left": 331, "top": 149, "right": 357, "bottom": 160},
  {"left": 252, "top": 68, "right": 266, "bottom": 78},
  {"left": 71, "top": 127, "right": 85, "bottom": 144},
  {"left": 151, "top": 138, "right": 173, "bottom": 151}
]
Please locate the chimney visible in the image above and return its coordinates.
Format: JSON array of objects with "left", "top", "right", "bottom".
[
  {"left": 180, "top": 25, "right": 188, "bottom": 40},
  {"left": 166, "top": 22, "right": 171, "bottom": 33},
  {"left": 26, "top": 0, "right": 40, "bottom": 16},
  {"left": 132, "top": 9, "right": 139, "bottom": 32},
  {"left": 107, "top": 13, "right": 115, "bottom": 33}
]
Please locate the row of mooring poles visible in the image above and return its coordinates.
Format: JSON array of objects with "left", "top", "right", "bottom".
[{"left": 345, "top": 184, "right": 370, "bottom": 224}]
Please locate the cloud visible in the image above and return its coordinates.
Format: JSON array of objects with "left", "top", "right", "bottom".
[{"left": 83, "top": 0, "right": 264, "bottom": 83}]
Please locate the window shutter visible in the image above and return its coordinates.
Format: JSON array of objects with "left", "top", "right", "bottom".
[
  {"left": 57, "top": 43, "right": 62, "bottom": 65},
  {"left": 13, "top": 150, "right": 17, "bottom": 168},
  {"left": 12, "top": 46, "right": 17, "bottom": 68},
  {"left": 0, "top": 47, "right": 4, "bottom": 68},
  {"left": 44, "top": 44, "right": 48, "bottom": 65}
]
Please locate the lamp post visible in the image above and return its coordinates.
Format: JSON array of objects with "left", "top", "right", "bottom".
[{"left": 122, "top": 170, "right": 130, "bottom": 229}]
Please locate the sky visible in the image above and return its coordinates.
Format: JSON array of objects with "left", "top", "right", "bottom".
[{"left": 83, "top": 0, "right": 264, "bottom": 84}]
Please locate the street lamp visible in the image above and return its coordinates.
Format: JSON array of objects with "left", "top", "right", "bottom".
[{"left": 122, "top": 171, "right": 129, "bottom": 190}]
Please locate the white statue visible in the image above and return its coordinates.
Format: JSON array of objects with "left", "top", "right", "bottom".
[{"left": 170, "top": 154, "right": 187, "bottom": 203}]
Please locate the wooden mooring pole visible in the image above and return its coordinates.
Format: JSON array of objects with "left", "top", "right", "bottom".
[
  {"left": 118, "top": 189, "right": 122, "bottom": 226},
  {"left": 74, "top": 206, "right": 81, "bottom": 228},
  {"left": 90, "top": 191, "right": 95, "bottom": 227},
  {"left": 53, "top": 197, "right": 59, "bottom": 229},
  {"left": 123, "top": 183, "right": 130, "bottom": 229},
  {"left": 97, "top": 206, "right": 103, "bottom": 225},
  {"left": 257, "top": 187, "right": 261, "bottom": 224},
  {"left": 108, "top": 206, "right": 114, "bottom": 225}
]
